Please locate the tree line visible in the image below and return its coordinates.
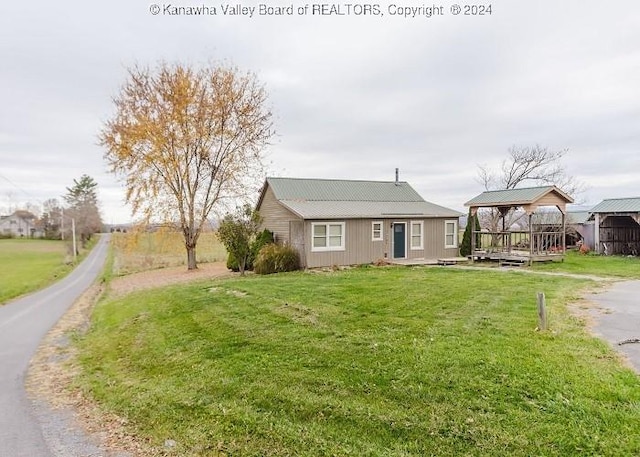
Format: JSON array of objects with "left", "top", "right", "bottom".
[{"left": 5, "top": 174, "right": 103, "bottom": 247}]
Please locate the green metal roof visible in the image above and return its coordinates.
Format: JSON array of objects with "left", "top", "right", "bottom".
[
  {"left": 465, "top": 186, "right": 573, "bottom": 207},
  {"left": 590, "top": 197, "right": 640, "bottom": 213},
  {"left": 567, "top": 211, "right": 592, "bottom": 224},
  {"left": 267, "top": 177, "right": 424, "bottom": 202},
  {"left": 262, "top": 177, "right": 462, "bottom": 219}
]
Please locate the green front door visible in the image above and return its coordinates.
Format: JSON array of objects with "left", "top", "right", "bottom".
[{"left": 393, "top": 223, "right": 406, "bottom": 258}]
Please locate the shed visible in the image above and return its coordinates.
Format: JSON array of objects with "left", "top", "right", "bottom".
[
  {"left": 256, "top": 177, "right": 462, "bottom": 268},
  {"left": 464, "top": 186, "right": 574, "bottom": 264},
  {"left": 590, "top": 197, "right": 640, "bottom": 255}
]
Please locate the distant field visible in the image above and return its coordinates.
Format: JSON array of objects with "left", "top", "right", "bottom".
[
  {"left": 111, "top": 230, "right": 227, "bottom": 275},
  {"left": 78, "top": 267, "right": 640, "bottom": 456},
  {"left": 0, "top": 239, "right": 69, "bottom": 304}
]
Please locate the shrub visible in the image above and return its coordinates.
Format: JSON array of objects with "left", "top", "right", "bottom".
[
  {"left": 226, "top": 229, "right": 274, "bottom": 272},
  {"left": 254, "top": 243, "right": 300, "bottom": 275},
  {"left": 226, "top": 252, "right": 240, "bottom": 272}
]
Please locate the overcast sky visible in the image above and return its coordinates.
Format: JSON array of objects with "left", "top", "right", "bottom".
[{"left": 1, "top": 0, "right": 639, "bottom": 223}]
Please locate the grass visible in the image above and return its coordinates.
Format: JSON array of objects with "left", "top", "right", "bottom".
[
  {"left": 532, "top": 250, "right": 640, "bottom": 278},
  {"left": 111, "top": 229, "right": 227, "bottom": 275},
  {"left": 77, "top": 267, "right": 640, "bottom": 456},
  {"left": 0, "top": 238, "right": 72, "bottom": 304}
]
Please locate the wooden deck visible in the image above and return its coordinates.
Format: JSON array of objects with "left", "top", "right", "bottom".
[
  {"left": 389, "top": 257, "right": 469, "bottom": 266},
  {"left": 471, "top": 250, "right": 564, "bottom": 264}
]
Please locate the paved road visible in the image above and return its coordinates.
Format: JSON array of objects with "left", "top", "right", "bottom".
[
  {"left": 0, "top": 234, "right": 110, "bottom": 457},
  {"left": 588, "top": 280, "right": 640, "bottom": 373}
]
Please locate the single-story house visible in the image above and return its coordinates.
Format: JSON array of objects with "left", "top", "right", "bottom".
[
  {"left": 590, "top": 197, "right": 640, "bottom": 255},
  {"left": 256, "top": 177, "right": 462, "bottom": 268},
  {"left": 0, "top": 210, "right": 43, "bottom": 238}
]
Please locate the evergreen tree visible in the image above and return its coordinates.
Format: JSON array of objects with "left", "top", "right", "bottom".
[
  {"left": 64, "top": 175, "right": 103, "bottom": 247},
  {"left": 460, "top": 209, "right": 481, "bottom": 257}
]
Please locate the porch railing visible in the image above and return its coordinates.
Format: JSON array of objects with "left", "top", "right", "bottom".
[{"left": 472, "top": 230, "right": 565, "bottom": 256}]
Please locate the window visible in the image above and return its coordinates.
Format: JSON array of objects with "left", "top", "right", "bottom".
[
  {"left": 372, "top": 221, "right": 383, "bottom": 241},
  {"left": 312, "top": 222, "right": 345, "bottom": 252},
  {"left": 410, "top": 221, "right": 423, "bottom": 250},
  {"left": 445, "top": 220, "right": 458, "bottom": 248}
]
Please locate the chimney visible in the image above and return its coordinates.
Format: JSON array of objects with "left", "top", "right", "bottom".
[{"left": 395, "top": 168, "right": 399, "bottom": 185}]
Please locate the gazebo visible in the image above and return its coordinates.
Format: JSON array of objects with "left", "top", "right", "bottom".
[{"left": 465, "top": 186, "right": 574, "bottom": 265}]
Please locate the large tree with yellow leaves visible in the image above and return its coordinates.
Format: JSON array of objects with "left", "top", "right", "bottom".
[{"left": 100, "top": 63, "right": 273, "bottom": 269}]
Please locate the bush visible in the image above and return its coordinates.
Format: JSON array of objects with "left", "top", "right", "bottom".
[
  {"left": 226, "top": 252, "right": 240, "bottom": 272},
  {"left": 254, "top": 244, "right": 300, "bottom": 275},
  {"left": 226, "top": 229, "right": 274, "bottom": 272}
]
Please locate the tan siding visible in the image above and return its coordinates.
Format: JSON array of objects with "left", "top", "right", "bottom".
[
  {"left": 257, "top": 186, "right": 301, "bottom": 244},
  {"left": 423, "top": 218, "right": 460, "bottom": 258},
  {"left": 536, "top": 193, "right": 568, "bottom": 209},
  {"left": 304, "top": 218, "right": 459, "bottom": 268},
  {"left": 304, "top": 219, "right": 387, "bottom": 268}
]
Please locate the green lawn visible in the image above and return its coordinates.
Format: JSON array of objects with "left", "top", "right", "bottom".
[
  {"left": 0, "top": 239, "right": 70, "bottom": 304},
  {"left": 532, "top": 250, "right": 640, "bottom": 278},
  {"left": 77, "top": 267, "right": 640, "bottom": 456}
]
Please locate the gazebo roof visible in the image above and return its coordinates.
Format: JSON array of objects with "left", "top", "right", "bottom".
[{"left": 465, "top": 185, "right": 574, "bottom": 214}]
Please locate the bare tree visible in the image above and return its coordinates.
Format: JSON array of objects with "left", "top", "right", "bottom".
[
  {"left": 477, "top": 145, "right": 583, "bottom": 232},
  {"left": 100, "top": 62, "right": 274, "bottom": 270},
  {"left": 41, "top": 198, "right": 63, "bottom": 239}
]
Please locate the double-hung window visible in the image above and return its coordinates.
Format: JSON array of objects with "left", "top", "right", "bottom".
[
  {"left": 372, "top": 221, "right": 383, "bottom": 241},
  {"left": 410, "top": 221, "right": 423, "bottom": 250},
  {"left": 312, "top": 222, "right": 345, "bottom": 251},
  {"left": 445, "top": 220, "right": 458, "bottom": 248}
]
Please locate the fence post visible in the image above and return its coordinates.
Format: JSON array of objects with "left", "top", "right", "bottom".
[{"left": 537, "top": 292, "right": 547, "bottom": 331}]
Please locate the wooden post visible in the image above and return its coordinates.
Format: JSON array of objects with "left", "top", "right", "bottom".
[
  {"left": 561, "top": 211, "right": 567, "bottom": 255},
  {"left": 528, "top": 213, "right": 533, "bottom": 266},
  {"left": 594, "top": 213, "right": 600, "bottom": 253},
  {"left": 537, "top": 292, "right": 547, "bottom": 331},
  {"left": 470, "top": 210, "right": 475, "bottom": 263}
]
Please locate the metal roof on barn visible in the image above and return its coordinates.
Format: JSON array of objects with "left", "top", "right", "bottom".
[
  {"left": 261, "top": 177, "right": 462, "bottom": 219},
  {"left": 590, "top": 197, "right": 640, "bottom": 213}
]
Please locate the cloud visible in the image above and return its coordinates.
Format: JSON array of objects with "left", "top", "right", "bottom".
[{"left": 1, "top": 0, "right": 639, "bottom": 222}]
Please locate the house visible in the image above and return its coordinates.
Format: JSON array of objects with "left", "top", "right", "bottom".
[
  {"left": 589, "top": 197, "right": 640, "bottom": 255},
  {"left": 0, "top": 210, "right": 43, "bottom": 238},
  {"left": 256, "top": 176, "right": 462, "bottom": 268}
]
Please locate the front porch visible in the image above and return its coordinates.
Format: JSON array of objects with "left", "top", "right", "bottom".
[{"left": 389, "top": 257, "right": 468, "bottom": 266}]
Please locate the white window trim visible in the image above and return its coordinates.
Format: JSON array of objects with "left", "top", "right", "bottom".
[
  {"left": 445, "top": 220, "right": 458, "bottom": 248},
  {"left": 311, "top": 222, "right": 346, "bottom": 252},
  {"left": 372, "top": 221, "right": 383, "bottom": 241},
  {"left": 410, "top": 220, "right": 424, "bottom": 250}
]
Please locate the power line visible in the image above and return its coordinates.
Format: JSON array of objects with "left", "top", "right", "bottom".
[{"left": 0, "top": 173, "right": 46, "bottom": 207}]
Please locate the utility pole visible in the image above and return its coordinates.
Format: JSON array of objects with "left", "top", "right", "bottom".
[
  {"left": 72, "top": 218, "right": 77, "bottom": 262},
  {"left": 61, "top": 207, "right": 65, "bottom": 240}
]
